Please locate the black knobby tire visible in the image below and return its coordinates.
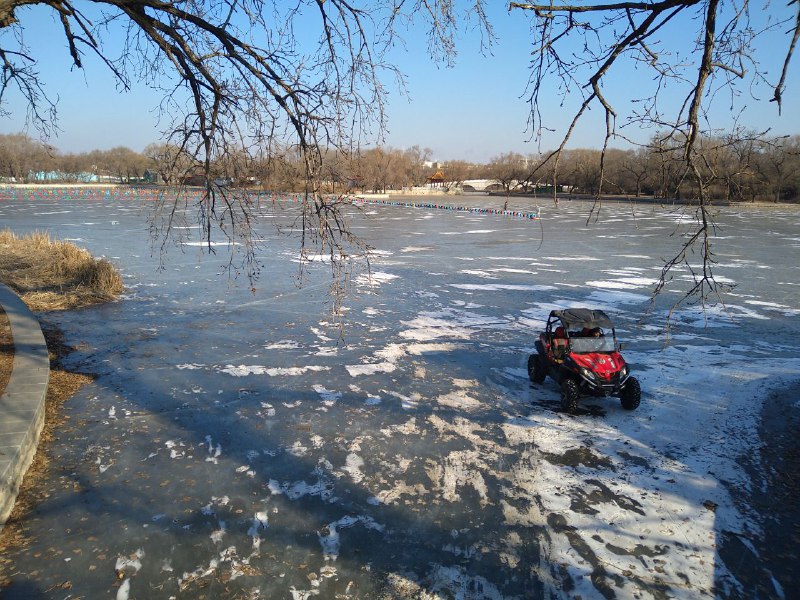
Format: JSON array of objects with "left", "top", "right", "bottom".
[
  {"left": 620, "top": 377, "right": 641, "bottom": 410},
  {"left": 560, "top": 378, "right": 580, "bottom": 414},
  {"left": 528, "top": 354, "right": 547, "bottom": 384}
]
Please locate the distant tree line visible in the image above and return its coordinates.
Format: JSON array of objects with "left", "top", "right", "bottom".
[
  {"left": 1, "top": 132, "right": 798, "bottom": 203},
  {"left": 0, "top": 133, "right": 151, "bottom": 183}
]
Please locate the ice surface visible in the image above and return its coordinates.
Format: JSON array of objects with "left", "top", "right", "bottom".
[{"left": 2, "top": 192, "right": 798, "bottom": 599}]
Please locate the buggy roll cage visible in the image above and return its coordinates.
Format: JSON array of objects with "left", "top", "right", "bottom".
[{"left": 545, "top": 309, "right": 619, "bottom": 347}]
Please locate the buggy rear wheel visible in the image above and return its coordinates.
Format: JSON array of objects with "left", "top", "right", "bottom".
[
  {"left": 620, "top": 377, "right": 641, "bottom": 410},
  {"left": 560, "top": 378, "right": 580, "bottom": 414},
  {"left": 528, "top": 354, "right": 546, "bottom": 384}
]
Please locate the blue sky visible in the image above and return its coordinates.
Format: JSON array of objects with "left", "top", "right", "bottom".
[{"left": 1, "top": 3, "right": 798, "bottom": 163}]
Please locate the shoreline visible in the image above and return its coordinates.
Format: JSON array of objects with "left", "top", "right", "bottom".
[{"left": 1, "top": 183, "right": 797, "bottom": 209}]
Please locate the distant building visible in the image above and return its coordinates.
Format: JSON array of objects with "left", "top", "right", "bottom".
[
  {"left": 28, "top": 170, "right": 98, "bottom": 183},
  {"left": 426, "top": 169, "right": 447, "bottom": 188},
  {"left": 182, "top": 169, "right": 207, "bottom": 186},
  {"left": 144, "top": 169, "right": 163, "bottom": 184}
]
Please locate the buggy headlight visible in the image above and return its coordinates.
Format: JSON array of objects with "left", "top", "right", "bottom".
[
  {"left": 620, "top": 365, "right": 629, "bottom": 378},
  {"left": 579, "top": 367, "right": 596, "bottom": 380}
]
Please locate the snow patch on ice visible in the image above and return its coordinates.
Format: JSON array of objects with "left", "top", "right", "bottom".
[
  {"left": 183, "top": 241, "right": 240, "bottom": 247},
  {"left": 586, "top": 279, "right": 649, "bottom": 290},
  {"left": 381, "top": 418, "right": 419, "bottom": 437},
  {"left": 263, "top": 340, "right": 301, "bottom": 349},
  {"left": 318, "top": 515, "right": 384, "bottom": 561},
  {"left": 313, "top": 384, "right": 341, "bottom": 406},
  {"left": 220, "top": 364, "right": 330, "bottom": 376},
  {"left": 115, "top": 548, "right": 145, "bottom": 576},
  {"left": 342, "top": 453, "right": 365, "bottom": 483},
  {"left": 450, "top": 283, "right": 556, "bottom": 292},
  {"left": 384, "top": 389, "right": 422, "bottom": 410},
  {"left": 436, "top": 390, "right": 481, "bottom": 410},
  {"left": 544, "top": 255, "right": 602, "bottom": 261},
  {"left": 290, "top": 587, "right": 320, "bottom": 599},
  {"left": 356, "top": 271, "right": 399, "bottom": 287},
  {"left": 459, "top": 269, "right": 498, "bottom": 279},
  {"left": 346, "top": 362, "right": 396, "bottom": 376},
  {"left": 205, "top": 435, "right": 222, "bottom": 463}
]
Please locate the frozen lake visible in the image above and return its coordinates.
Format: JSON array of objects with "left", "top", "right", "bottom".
[{"left": 1, "top": 190, "right": 799, "bottom": 599}]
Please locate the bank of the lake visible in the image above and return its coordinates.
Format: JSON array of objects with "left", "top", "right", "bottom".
[{"left": 0, "top": 232, "right": 123, "bottom": 539}]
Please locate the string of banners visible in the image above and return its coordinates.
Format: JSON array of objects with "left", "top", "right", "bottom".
[
  {"left": 0, "top": 187, "right": 540, "bottom": 221},
  {"left": 351, "top": 196, "right": 540, "bottom": 220}
]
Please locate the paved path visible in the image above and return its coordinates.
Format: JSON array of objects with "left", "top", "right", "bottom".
[{"left": 0, "top": 283, "right": 50, "bottom": 531}]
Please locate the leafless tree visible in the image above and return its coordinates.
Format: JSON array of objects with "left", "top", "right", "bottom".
[
  {"left": 357, "top": 147, "right": 390, "bottom": 194},
  {"left": 511, "top": 0, "right": 799, "bottom": 317},
  {"left": 0, "top": 132, "right": 52, "bottom": 179},
  {"left": 143, "top": 143, "right": 195, "bottom": 185},
  {"left": 319, "top": 149, "right": 350, "bottom": 195},
  {"left": 560, "top": 149, "right": 602, "bottom": 195},
  {"left": 618, "top": 149, "right": 656, "bottom": 199},
  {"left": 99, "top": 146, "right": 147, "bottom": 182},
  {"left": 487, "top": 152, "right": 528, "bottom": 208},
  {"left": 754, "top": 134, "right": 800, "bottom": 203},
  {"left": 440, "top": 160, "right": 475, "bottom": 192},
  {"left": 402, "top": 145, "right": 434, "bottom": 187}
]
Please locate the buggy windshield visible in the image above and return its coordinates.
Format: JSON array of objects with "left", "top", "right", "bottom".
[{"left": 569, "top": 336, "right": 616, "bottom": 354}]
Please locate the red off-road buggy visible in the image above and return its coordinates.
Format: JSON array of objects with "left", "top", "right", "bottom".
[{"left": 527, "top": 308, "right": 641, "bottom": 414}]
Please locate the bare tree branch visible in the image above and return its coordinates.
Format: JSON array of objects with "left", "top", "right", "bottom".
[
  {"left": 772, "top": 0, "right": 800, "bottom": 112},
  {"left": 510, "top": 0, "right": 798, "bottom": 324}
]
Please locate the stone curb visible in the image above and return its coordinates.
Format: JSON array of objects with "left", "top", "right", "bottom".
[{"left": 0, "top": 283, "right": 50, "bottom": 532}]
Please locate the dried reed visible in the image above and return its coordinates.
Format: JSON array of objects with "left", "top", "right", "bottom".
[{"left": 0, "top": 229, "right": 123, "bottom": 311}]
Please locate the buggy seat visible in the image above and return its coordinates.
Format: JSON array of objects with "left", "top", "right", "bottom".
[{"left": 552, "top": 326, "right": 568, "bottom": 359}]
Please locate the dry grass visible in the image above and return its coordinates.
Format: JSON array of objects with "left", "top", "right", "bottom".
[{"left": 0, "top": 229, "right": 123, "bottom": 311}]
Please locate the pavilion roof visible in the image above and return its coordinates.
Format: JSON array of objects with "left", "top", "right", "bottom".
[{"left": 427, "top": 169, "right": 446, "bottom": 182}]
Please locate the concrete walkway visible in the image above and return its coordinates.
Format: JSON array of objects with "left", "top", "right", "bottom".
[{"left": 0, "top": 283, "right": 50, "bottom": 531}]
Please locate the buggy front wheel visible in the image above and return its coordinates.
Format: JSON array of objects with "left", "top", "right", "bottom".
[
  {"left": 560, "top": 379, "right": 580, "bottom": 414},
  {"left": 620, "top": 377, "right": 641, "bottom": 410}
]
